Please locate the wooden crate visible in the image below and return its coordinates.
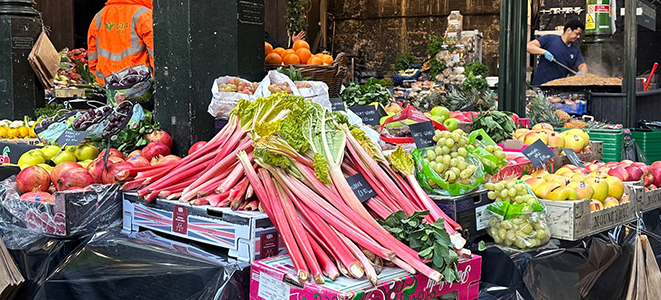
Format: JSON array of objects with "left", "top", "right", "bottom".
[
  {"left": 541, "top": 185, "right": 642, "bottom": 241},
  {"left": 641, "top": 188, "right": 661, "bottom": 212}
]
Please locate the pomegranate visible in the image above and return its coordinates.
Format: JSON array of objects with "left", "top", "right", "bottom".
[
  {"left": 103, "top": 162, "right": 135, "bottom": 184},
  {"left": 50, "top": 162, "right": 83, "bottom": 184},
  {"left": 146, "top": 130, "right": 173, "bottom": 148},
  {"left": 56, "top": 168, "right": 95, "bottom": 191},
  {"left": 188, "top": 141, "right": 207, "bottom": 155},
  {"left": 142, "top": 142, "right": 171, "bottom": 161},
  {"left": 16, "top": 166, "right": 51, "bottom": 193},
  {"left": 87, "top": 158, "right": 105, "bottom": 183},
  {"left": 126, "top": 150, "right": 142, "bottom": 160},
  {"left": 20, "top": 191, "right": 54, "bottom": 203},
  {"left": 152, "top": 155, "right": 181, "bottom": 165},
  {"left": 97, "top": 148, "right": 125, "bottom": 160},
  {"left": 128, "top": 155, "right": 150, "bottom": 168}
]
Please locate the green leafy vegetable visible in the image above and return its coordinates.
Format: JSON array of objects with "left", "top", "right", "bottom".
[
  {"left": 34, "top": 103, "right": 68, "bottom": 120},
  {"left": 379, "top": 210, "right": 460, "bottom": 283},
  {"left": 464, "top": 62, "right": 489, "bottom": 78},
  {"left": 277, "top": 66, "right": 310, "bottom": 81},
  {"left": 428, "top": 59, "right": 447, "bottom": 79},
  {"left": 392, "top": 52, "right": 416, "bottom": 72},
  {"left": 427, "top": 35, "right": 445, "bottom": 57},
  {"left": 340, "top": 79, "right": 392, "bottom": 107},
  {"left": 471, "top": 110, "right": 516, "bottom": 142},
  {"left": 313, "top": 153, "right": 330, "bottom": 184}
]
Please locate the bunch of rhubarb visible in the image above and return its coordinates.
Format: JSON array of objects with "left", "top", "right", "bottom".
[
  {"left": 238, "top": 100, "right": 467, "bottom": 285},
  {"left": 120, "top": 93, "right": 299, "bottom": 210}
]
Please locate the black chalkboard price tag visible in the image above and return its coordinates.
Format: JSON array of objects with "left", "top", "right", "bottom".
[
  {"left": 55, "top": 130, "right": 87, "bottom": 146},
  {"left": 346, "top": 173, "right": 377, "bottom": 202},
  {"left": 330, "top": 98, "right": 346, "bottom": 112},
  {"left": 409, "top": 121, "right": 436, "bottom": 149},
  {"left": 350, "top": 105, "right": 380, "bottom": 126},
  {"left": 521, "top": 139, "right": 554, "bottom": 168},
  {"left": 562, "top": 148, "right": 585, "bottom": 167}
]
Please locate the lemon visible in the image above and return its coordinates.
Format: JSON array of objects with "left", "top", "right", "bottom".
[
  {"left": 7, "top": 128, "right": 18, "bottom": 139},
  {"left": 0, "top": 126, "right": 7, "bottom": 137}
]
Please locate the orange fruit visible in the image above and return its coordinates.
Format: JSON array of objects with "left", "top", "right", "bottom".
[
  {"left": 273, "top": 47, "right": 285, "bottom": 56},
  {"left": 293, "top": 40, "right": 310, "bottom": 51},
  {"left": 265, "top": 52, "right": 282, "bottom": 65},
  {"left": 282, "top": 49, "right": 296, "bottom": 58},
  {"left": 296, "top": 48, "right": 312, "bottom": 65},
  {"left": 306, "top": 57, "right": 313, "bottom": 65},
  {"left": 322, "top": 54, "right": 333, "bottom": 65},
  {"left": 283, "top": 53, "right": 301, "bottom": 65},
  {"left": 265, "top": 42, "right": 273, "bottom": 56},
  {"left": 310, "top": 57, "right": 324, "bottom": 65},
  {"left": 314, "top": 53, "right": 324, "bottom": 58}
]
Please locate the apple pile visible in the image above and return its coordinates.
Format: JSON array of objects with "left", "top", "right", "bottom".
[
  {"left": 512, "top": 124, "right": 590, "bottom": 153},
  {"left": 522, "top": 167, "right": 628, "bottom": 211},
  {"left": 587, "top": 160, "right": 661, "bottom": 191}
]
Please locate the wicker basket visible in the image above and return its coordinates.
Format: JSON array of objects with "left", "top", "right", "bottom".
[{"left": 266, "top": 52, "right": 347, "bottom": 98}]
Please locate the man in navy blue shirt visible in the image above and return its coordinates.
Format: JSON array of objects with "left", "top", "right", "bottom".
[{"left": 527, "top": 20, "right": 588, "bottom": 85}]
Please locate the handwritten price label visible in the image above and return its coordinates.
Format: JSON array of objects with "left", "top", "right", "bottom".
[
  {"left": 346, "top": 173, "right": 377, "bottom": 202},
  {"left": 522, "top": 139, "right": 554, "bottom": 168},
  {"left": 350, "top": 105, "right": 380, "bottom": 126},
  {"left": 562, "top": 148, "right": 585, "bottom": 167},
  {"left": 410, "top": 121, "right": 436, "bottom": 149}
]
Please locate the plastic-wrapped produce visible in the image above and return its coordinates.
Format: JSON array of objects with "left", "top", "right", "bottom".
[{"left": 485, "top": 182, "right": 551, "bottom": 250}]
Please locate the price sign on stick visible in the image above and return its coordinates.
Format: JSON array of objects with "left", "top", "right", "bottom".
[
  {"left": 346, "top": 173, "right": 377, "bottom": 202},
  {"left": 55, "top": 130, "right": 87, "bottom": 146},
  {"left": 562, "top": 148, "right": 585, "bottom": 167},
  {"left": 350, "top": 105, "right": 380, "bottom": 126},
  {"left": 409, "top": 121, "right": 436, "bottom": 149},
  {"left": 522, "top": 139, "right": 555, "bottom": 168}
]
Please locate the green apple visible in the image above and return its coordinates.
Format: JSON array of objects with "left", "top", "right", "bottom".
[
  {"left": 18, "top": 152, "right": 45, "bottom": 167},
  {"left": 430, "top": 115, "right": 445, "bottom": 124},
  {"left": 79, "top": 159, "right": 93, "bottom": 169},
  {"left": 41, "top": 145, "right": 60, "bottom": 160},
  {"left": 443, "top": 118, "right": 460, "bottom": 132},
  {"left": 52, "top": 151, "right": 77, "bottom": 165},
  {"left": 74, "top": 145, "right": 100, "bottom": 161},
  {"left": 27, "top": 149, "right": 46, "bottom": 161},
  {"left": 431, "top": 106, "right": 450, "bottom": 120}
]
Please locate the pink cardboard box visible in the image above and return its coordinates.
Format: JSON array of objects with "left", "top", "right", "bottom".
[{"left": 250, "top": 254, "right": 482, "bottom": 300}]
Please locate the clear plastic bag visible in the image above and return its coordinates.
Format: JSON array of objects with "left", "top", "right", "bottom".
[
  {"left": 486, "top": 195, "right": 551, "bottom": 250},
  {"left": 411, "top": 129, "right": 486, "bottom": 196},
  {"left": 0, "top": 176, "right": 122, "bottom": 237},
  {"left": 208, "top": 76, "right": 258, "bottom": 119}
]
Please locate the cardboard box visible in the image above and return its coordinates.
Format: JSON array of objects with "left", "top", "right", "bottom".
[
  {"left": 54, "top": 88, "right": 87, "bottom": 99},
  {"left": 250, "top": 254, "right": 482, "bottom": 300},
  {"left": 123, "top": 192, "right": 285, "bottom": 262},
  {"left": 541, "top": 185, "right": 643, "bottom": 241},
  {"left": 0, "top": 141, "right": 40, "bottom": 165},
  {"left": 431, "top": 189, "right": 492, "bottom": 244}
]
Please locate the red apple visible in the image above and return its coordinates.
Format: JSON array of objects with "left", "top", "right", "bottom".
[
  {"left": 619, "top": 160, "right": 635, "bottom": 166},
  {"left": 651, "top": 167, "right": 661, "bottom": 187},
  {"left": 625, "top": 166, "right": 644, "bottom": 181},
  {"left": 608, "top": 167, "right": 631, "bottom": 181},
  {"left": 605, "top": 161, "right": 619, "bottom": 168},
  {"left": 651, "top": 161, "right": 661, "bottom": 169}
]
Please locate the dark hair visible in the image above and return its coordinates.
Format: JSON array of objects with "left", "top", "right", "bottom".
[{"left": 564, "top": 19, "right": 585, "bottom": 32}]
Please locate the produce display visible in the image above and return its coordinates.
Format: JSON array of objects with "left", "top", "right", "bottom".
[
  {"left": 421, "top": 129, "right": 481, "bottom": 185},
  {"left": 121, "top": 93, "right": 468, "bottom": 285},
  {"left": 520, "top": 167, "right": 627, "bottom": 211},
  {"left": 265, "top": 40, "right": 334, "bottom": 66},
  {"left": 0, "top": 119, "right": 36, "bottom": 139},
  {"left": 72, "top": 106, "right": 113, "bottom": 131}
]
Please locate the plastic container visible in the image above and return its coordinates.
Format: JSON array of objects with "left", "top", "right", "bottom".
[{"left": 630, "top": 129, "right": 661, "bottom": 161}]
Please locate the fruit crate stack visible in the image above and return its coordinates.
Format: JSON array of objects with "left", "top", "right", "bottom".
[{"left": 630, "top": 129, "right": 661, "bottom": 162}]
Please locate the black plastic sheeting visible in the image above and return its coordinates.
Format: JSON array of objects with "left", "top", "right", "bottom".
[
  {"left": 474, "top": 208, "right": 661, "bottom": 300},
  {"left": 1, "top": 226, "right": 250, "bottom": 299}
]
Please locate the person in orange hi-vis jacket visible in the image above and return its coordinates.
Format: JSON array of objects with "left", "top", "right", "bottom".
[{"left": 87, "top": 0, "right": 154, "bottom": 85}]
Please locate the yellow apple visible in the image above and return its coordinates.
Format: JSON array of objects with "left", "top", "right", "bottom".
[
  {"left": 567, "top": 181, "right": 594, "bottom": 200},
  {"left": 546, "top": 186, "right": 579, "bottom": 201},
  {"left": 603, "top": 176, "right": 624, "bottom": 199},
  {"left": 585, "top": 177, "right": 609, "bottom": 201},
  {"left": 535, "top": 181, "right": 561, "bottom": 199},
  {"left": 524, "top": 131, "right": 549, "bottom": 145},
  {"left": 563, "top": 134, "right": 585, "bottom": 153}
]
